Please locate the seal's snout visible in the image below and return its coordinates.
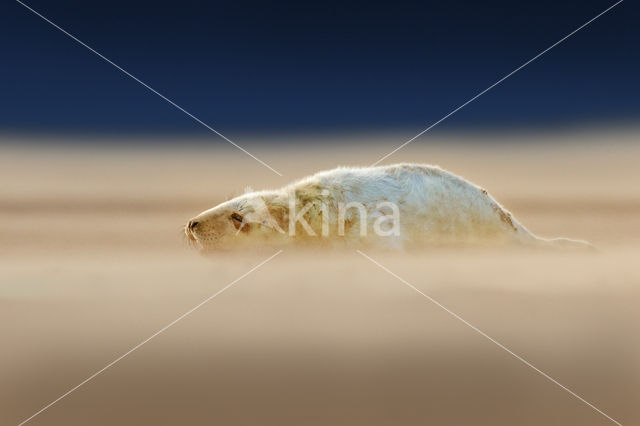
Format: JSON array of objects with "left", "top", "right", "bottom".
[
  {"left": 188, "top": 219, "right": 200, "bottom": 231},
  {"left": 184, "top": 219, "right": 200, "bottom": 244}
]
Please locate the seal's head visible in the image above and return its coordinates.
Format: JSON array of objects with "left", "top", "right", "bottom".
[{"left": 185, "top": 192, "right": 286, "bottom": 250}]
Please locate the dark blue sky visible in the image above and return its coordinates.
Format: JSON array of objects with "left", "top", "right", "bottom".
[{"left": 1, "top": 0, "right": 638, "bottom": 136}]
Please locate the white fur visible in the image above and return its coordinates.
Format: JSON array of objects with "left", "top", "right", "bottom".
[{"left": 185, "top": 164, "right": 591, "bottom": 250}]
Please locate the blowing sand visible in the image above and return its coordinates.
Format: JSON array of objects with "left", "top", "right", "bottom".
[{"left": 1, "top": 129, "right": 639, "bottom": 425}]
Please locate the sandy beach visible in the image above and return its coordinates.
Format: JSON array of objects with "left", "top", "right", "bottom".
[{"left": 1, "top": 129, "right": 639, "bottom": 425}]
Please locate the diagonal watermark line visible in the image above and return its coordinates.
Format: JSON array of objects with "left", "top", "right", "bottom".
[
  {"left": 356, "top": 250, "right": 623, "bottom": 425},
  {"left": 15, "top": 0, "right": 283, "bottom": 177},
  {"left": 17, "top": 250, "right": 283, "bottom": 426},
  {"left": 371, "top": 0, "right": 624, "bottom": 167}
]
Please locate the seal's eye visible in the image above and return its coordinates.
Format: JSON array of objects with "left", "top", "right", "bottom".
[{"left": 230, "top": 212, "right": 244, "bottom": 230}]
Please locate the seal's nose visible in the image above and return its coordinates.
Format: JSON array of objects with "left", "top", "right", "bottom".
[{"left": 188, "top": 220, "right": 200, "bottom": 231}]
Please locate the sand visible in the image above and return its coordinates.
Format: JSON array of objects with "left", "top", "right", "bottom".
[{"left": 1, "top": 129, "right": 639, "bottom": 425}]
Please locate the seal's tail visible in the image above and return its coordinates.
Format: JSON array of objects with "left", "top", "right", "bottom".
[
  {"left": 505, "top": 214, "right": 595, "bottom": 251},
  {"left": 538, "top": 237, "right": 595, "bottom": 251}
]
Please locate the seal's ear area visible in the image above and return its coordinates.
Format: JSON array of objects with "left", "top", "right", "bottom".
[
  {"left": 261, "top": 214, "right": 285, "bottom": 233},
  {"left": 265, "top": 202, "right": 288, "bottom": 234},
  {"left": 241, "top": 196, "right": 287, "bottom": 234},
  {"left": 244, "top": 207, "right": 285, "bottom": 234}
]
